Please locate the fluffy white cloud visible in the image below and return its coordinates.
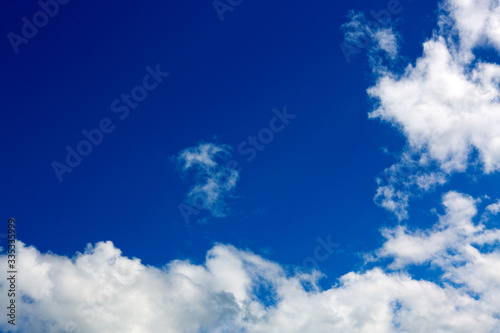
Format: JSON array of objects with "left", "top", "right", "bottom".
[
  {"left": 354, "top": 0, "right": 500, "bottom": 218},
  {"left": 442, "top": 0, "right": 500, "bottom": 57},
  {"left": 369, "top": 37, "right": 500, "bottom": 173},
  {"left": 3, "top": 191, "right": 500, "bottom": 332},
  {"left": 378, "top": 191, "right": 480, "bottom": 268},
  {"left": 175, "top": 142, "right": 239, "bottom": 218}
]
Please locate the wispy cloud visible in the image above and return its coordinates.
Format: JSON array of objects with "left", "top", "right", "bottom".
[
  {"left": 175, "top": 142, "right": 239, "bottom": 219},
  {"left": 374, "top": 152, "right": 448, "bottom": 220},
  {"left": 341, "top": 10, "right": 400, "bottom": 63},
  {"left": 4, "top": 191, "right": 500, "bottom": 332}
]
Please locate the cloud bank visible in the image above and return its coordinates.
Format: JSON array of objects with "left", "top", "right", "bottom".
[{"left": 2, "top": 191, "right": 500, "bottom": 332}]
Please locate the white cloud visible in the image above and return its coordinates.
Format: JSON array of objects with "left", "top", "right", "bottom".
[
  {"left": 351, "top": 0, "right": 500, "bottom": 218},
  {"left": 374, "top": 152, "right": 448, "bottom": 220},
  {"left": 175, "top": 142, "right": 239, "bottom": 218},
  {"left": 374, "top": 28, "right": 399, "bottom": 59},
  {"left": 368, "top": 37, "right": 500, "bottom": 173},
  {"left": 374, "top": 183, "right": 410, "bottom": 220},
  {"left": 441, "top": 0, "right": 500, "bottom": 57},
  {"left": 3, "top": 191, "right": 500, "bottom": 332},
  {"left": 341, "top": 11, "right": 400, "bottom": 61},
  {"left": 378, "top": 191, "right": 480, "bottom": 268},
  {"left": 342, "top": 11, "right": 372, "bottom": 48},
  {"left": 486, "top": 199, "right": 500, "bottom": 215}
]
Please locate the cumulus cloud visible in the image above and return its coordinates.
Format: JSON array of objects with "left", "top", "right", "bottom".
[
  {"left": 350, "top": 0, "right": 500, "bottom": 218},
  {"left": 3, "top": 191, "right": 500, "bottom": 332},
  {"left": 378, "top": 191, "right": 480, "bottom": 268},
  {"left": 175, "top": 142, "right": 239, "bottom": 218}
]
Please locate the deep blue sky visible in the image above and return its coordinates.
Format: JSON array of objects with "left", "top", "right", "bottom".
[{"left": 2, "top": 0, "right": 487, "bottom": 283}]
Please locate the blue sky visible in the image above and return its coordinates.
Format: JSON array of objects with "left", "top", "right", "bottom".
[
  {"left": 3, "top": 0, "right": 500, "bottom": 332},
  {"left": 1, "top": 0, "right": 429, "bottom": 271}
]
